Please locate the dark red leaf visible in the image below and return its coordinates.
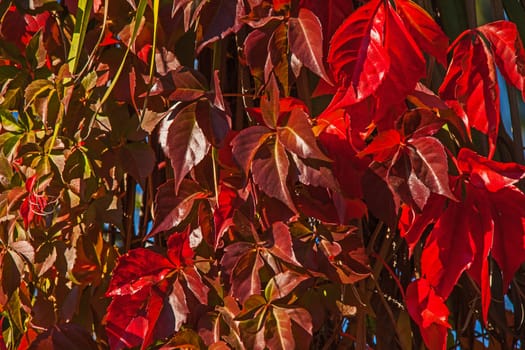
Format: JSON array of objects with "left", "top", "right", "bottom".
[
  {"left": 277, "top": 108, "right": 330, "bottom": 161},
  {"left": 164, "top": 102, "right": 211, "bottom": 194},
  {"left": 149, "top": 179, "right": 209, "bottom": 237},
  {"left": 299, "top": 0, "right": 354, "bottom": 59},
  {"left": 269, "top": 222, "right": 300, "bottom": 266},
  {"left": 406, "top": 279, "right": 451, "bottom": 350},
  {"left": 231, "top": 126, "right": 272, "bottom": 177},
  {"left": 195, "top": 0, "right": 245, "bottom": 53},
  {"left": 231, "top": 249, "right": 265, "bottom": 303},
  {"left": 288, "top": 9, "right": 330, "bottom": 82},
  {"left": 252, "top": 141, "right": 297, "bottom": 212},
  {"left": 181, "top": 267, "right": 209, "bottom": 304},
  {"left": 266, "top": 307, "right": 294, "bottom": 350},
  {"left": 168, "top": 278, "right": 191, "bottom": 332},
  {"left": 406, "top": 137, "right": 455, "bottom": 203},
  {"left": 260, "top": 75, "right": 281, "bottom": 129},
  {"left": 28, "top": 323, "right": 98, "bottom": 350}
]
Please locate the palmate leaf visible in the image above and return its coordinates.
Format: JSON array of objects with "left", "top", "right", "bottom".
[
  {"left": 106, "top": 233, "right": 207, "bottom": 349},
  {"left": 415, "top": 149, "right": 525, "bottom": 326},
  {"left": 359, "top": 110, "right": 454, "bottom": 211},
  {"left": 327, "top": 0, "right": 426, "bottom": 110},
  {"left": 439, "top": 21, "right": 525, "bottom": 158},
  {"left": 440, "top": 34, "right": 499, "bottom": 157}
]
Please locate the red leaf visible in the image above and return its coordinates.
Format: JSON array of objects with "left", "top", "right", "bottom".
[
  {"left": 406, "top": 279, "right": 451, "bottom": 350},
  {"left": 214, "top": 184, "right": 244, "bottom": 248},
  {"left": 477, "top": 21, "right": 525, "bottom": 100},
  {"left": 440, "top": 32, "right": 500, "bottom": 157},
  {"left": 399, "top": 194, "right": 446, "bottom": 255},
  {"left": 106, "top": 287, "right": 150, "bottom": 350},
  {"left": 490, "top": 187, "right": 525, "bottom": 292},
  {"left": 328, "top": 0, "right": 426, "bottom": 110},
  {"left": 327, "top": 0, "right": 388, "bottom": 102},
  {"left": 167, "top": 229, "right": 195, "bottom": 268},
  {"left": 288, "top": 9, "right": 331, "bottom": 82},
  {"left": 357, "top": 130, "right": 401, "bottom": 162},
  {"left": 164, "top": 103, "right": 211, "bottom": 194},
  {"left": 395, "top": 0, "right": 449, "bottom": 66},
  {"left": 465, "top": 188, "right": 494, "bottom": 323},
  {"left": 457, "top": 148, "right": 525, "bottom": 192},
  {"left": 421, "top": 199, "right": 475, "bottom": 299},
  {"left": 252, "top": 141, "right": 297, "bottom": 212},
  {"left": 106, "top": 249, "right": 174, "bottom": 297}
]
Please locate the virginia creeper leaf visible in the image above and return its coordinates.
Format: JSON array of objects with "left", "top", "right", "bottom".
[
  {"left": 252, "top": 141, "right": 297, "bottom": 212},
  {"left": 276, "top": 108, "right": 330, "bottom": 161},
  {"left": 327, "top": 0, "right": 388, "bottom": 102},
  {"left": 231, "top": 126, "right": 272, "bottom": 177},
  {"left": 440, "top": 33, "right": 500, "bottom": 157},
  {"left": 406, "top": 279, "right": 451, "bottom": 350},
  {"left": 164, "top": 103, "right": 210, "bottom": 194},
  {"left": 395, "top": 0, "right": 448, "bottom": 66},
  {"left": 477, "top": 21, "right": 525, "bottom": 100},
  {"left": 288, "top": 9, "right": 330, "bottom": 82}
]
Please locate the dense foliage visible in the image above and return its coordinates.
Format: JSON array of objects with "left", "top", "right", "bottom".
[{"left": 1, "top": 0, "right": 525, "bottom": 349}]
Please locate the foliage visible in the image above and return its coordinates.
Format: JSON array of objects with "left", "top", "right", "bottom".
[{"left": 1, "top": 0, "right": 525, "bottom": 349}]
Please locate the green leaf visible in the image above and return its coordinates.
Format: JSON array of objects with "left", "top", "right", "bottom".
[
  {"left": 26, "top": 30, "right": 47, "bottom": 70},
  {"left": 67, "top": 0, "right": 93, "bottom": 74},
  {"left": 0, "top": 153, "right": 13, "bottom": 188},
  {"left": 24, "top": 79, "right": 53, "bottom": 109}
]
